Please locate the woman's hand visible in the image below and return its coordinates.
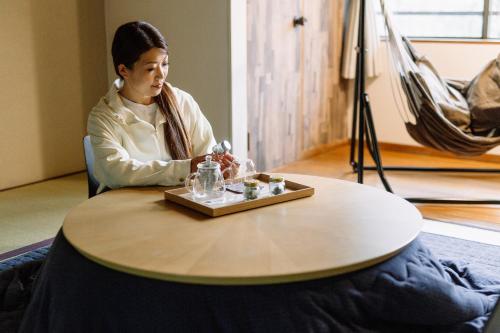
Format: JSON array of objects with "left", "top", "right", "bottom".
[
  {"left": 212, "top": 152, "right": 238, "bottom": 179},
  {"left": 190, "top": 155, "right": 208, "bottom": 173},
  {"left": 190, "top": 153, "right": 238, "bottom": 178}
]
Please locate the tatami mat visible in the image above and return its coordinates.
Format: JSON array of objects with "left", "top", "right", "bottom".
[{"left": 0, "top": 172, "right": 87, "bottom": 253}]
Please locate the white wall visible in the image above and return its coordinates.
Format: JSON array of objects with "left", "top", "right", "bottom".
[
  {"left": 229, "top": 0, "right": 247, "bottom": 159},
  {"left": 104, "top": 0, "right": 247, "bottom": 159},
  {"left": 348, "top": 41, "right": 500, "bottom": 156}
]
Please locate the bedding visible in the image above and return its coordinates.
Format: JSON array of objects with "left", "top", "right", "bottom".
[{"left": 7, "top": 230, "right": 500, "bottom": 333}]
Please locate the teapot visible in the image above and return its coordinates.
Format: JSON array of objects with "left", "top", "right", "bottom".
[{"left": 185, "top": 155, "right": 226, "bottom": 200}]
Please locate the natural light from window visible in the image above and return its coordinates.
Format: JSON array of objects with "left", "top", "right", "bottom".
[
  {"left": 490, "top": 0, "right": 500, "bottom": 38},
  {"left": 376, "top": 0, "right": 500, "bottom": 39}
]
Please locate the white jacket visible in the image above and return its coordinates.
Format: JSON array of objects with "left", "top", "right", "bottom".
[{"left": 87, "top": 79, "right": 216, "bottom": 192}]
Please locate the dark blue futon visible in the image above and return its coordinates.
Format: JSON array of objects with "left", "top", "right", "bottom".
[{"left": 3, "top": 230, "right": 499, "bottom": 333}]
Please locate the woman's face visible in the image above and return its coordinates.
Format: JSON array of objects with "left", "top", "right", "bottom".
[{"left": 118, "top": 47, "right": 169, "bottom": 105}]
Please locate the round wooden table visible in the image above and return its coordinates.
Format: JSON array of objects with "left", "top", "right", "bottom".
[{"left": 63, "top": 174, "right": 422, "bottom": 285}]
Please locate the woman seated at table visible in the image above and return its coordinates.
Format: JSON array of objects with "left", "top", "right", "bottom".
[{"left": 87, "top": 21, "right": 234, "bottom": 193}]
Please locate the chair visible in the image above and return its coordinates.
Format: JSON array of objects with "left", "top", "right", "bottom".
[{"left": 83, "top": 135, "right": 99, "bottom": 199}]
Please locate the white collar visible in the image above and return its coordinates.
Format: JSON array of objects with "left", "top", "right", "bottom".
[{"left": 104, "top": 78, "right": 167, "bottom": 126}]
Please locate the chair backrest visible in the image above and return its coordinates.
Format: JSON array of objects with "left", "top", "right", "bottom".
[{"left": 83, "top": 136, "right": 99, "bottom": 199}]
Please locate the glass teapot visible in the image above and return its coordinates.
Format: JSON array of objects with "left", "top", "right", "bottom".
[{"left": 185, "top": 155, "right": 226, "bottom": 200}]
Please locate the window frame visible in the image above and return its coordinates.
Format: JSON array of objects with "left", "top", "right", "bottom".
[
  {"left": 380, "top": 0, "right": 499, "bottom": 41},
  {"left": 482, "top": 0, "right": 491, "bottom": 38}
]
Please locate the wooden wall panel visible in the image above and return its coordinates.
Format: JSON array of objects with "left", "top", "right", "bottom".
[
  {"left": 302, "top": 0, "right": 347, "bottom": 154},
  {"left": 247, "top": 0, "right": 301, "bottom": 171},
  {"left": 247, "top": 0, "right": 347, "bottom": 171}
]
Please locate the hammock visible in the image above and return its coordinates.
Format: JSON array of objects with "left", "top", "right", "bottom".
[{"left": 380, "top": 0, "right": 500, "bottom": 156}]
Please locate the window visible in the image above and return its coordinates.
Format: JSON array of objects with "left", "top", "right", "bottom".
[
  {"left": 376, "top": 0, "right": 500, "bottom": 39},
  {"left": 490, "top": 0, "right": 500, "bottom": 38}
]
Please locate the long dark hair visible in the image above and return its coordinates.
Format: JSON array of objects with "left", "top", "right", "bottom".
[{"left": 111, "top": 21, "right": 192, "bottom": 160}]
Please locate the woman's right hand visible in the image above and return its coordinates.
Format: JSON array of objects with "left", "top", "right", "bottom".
[
  {"left": 190, "top": 154, "right": 235, "bottom": 178},
  {"left": 190, "top": 155, "right": 208, "bottom": 173},
  {"left": 213, "top": 152, "right": 238, "bottom": 179}
]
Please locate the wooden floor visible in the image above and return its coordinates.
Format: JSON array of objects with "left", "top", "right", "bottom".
[{"left": 273, "top": 144, "right": 500, "bottom": 231}]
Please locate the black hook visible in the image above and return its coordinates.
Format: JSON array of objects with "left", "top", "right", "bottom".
[{"left": 293, "top": 16, "right": 307, "bottom": 27}]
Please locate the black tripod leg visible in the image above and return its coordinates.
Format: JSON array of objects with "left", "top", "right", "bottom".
[
  {"left": 364, "top": 94, "right": 393, "bottom": 193},
  {"left": 356, "top": 0, "right": 367, "bottom": 184},
  {"left": 357, "top": 92, "right": 365, "bottom": 184},
  {"left": 365, "top": 121, "right": 376, "bottom": 161},
  {"left": 349, "top": 52, "right": 361, "bottom": 170}
]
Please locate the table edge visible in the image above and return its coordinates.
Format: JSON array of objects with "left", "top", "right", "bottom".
[{"left": 63, "top": 225, "right": 420, "bottom": 285}]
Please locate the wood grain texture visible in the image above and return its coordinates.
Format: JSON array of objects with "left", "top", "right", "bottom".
[
  {"left": 247, "top": 0, "right": 347, "bottom": 171},
  {"left": 302, "top": 0, "right": 347, "bottom": 152},
  {"left": 247, "top": 0, "right": 301, "bottom": 170},
  {"left": 378, "top": 142, "right": 500, "bottom": 164},
  {"left": 63, "top": 174, "right": 422, "bottom": 285},
  {"left": 273, "top": 144, "right": 500, "bottom": 230}
]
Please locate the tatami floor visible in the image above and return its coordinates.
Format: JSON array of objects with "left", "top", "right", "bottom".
[
  {"left": 1, "top": 145, "right": 499, "bottom": 253},
  {"left": 0, "top": 172, "right": 87, "bottom": 253}
]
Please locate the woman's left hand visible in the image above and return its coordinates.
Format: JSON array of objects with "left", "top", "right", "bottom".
[{"left": 212, "top": 152, "right": 238, "bottom": 179}]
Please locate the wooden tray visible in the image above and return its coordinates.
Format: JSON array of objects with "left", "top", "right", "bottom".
[{"left": 164, "top": 173, "right": 314, "bottom": 217}]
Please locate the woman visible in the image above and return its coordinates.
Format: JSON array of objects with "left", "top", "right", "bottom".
[{"left": 88, "top": 21, "right": 233, "bottom": 193}]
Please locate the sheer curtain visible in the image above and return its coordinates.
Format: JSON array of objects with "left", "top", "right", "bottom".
[{"left": 341, "top": 0, "right": 382, "bottom": 79}]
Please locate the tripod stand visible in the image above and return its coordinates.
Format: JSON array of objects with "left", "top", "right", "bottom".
[{"left": 348, "top": 0, "right": 500, "bottom": 205}]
